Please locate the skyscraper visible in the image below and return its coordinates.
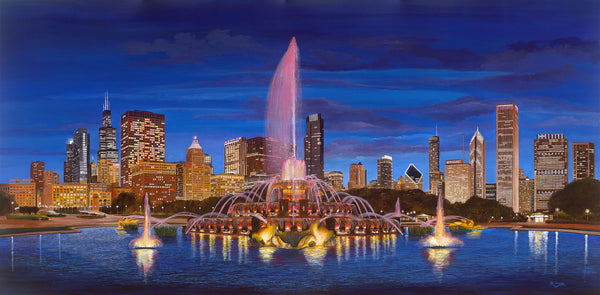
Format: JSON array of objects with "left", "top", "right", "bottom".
[
  {"left": 30, "top": 161, "right": 45, "bottom": 194},
  {"left": 304, "top": 113, "right": 324, "bottom": 179},
  {"left": 404, "top": 164, "right": 423, "bottom": 191},
  {"left": 98, "top": 92, "right": 119, "bottom": 185},
  {"left": 72, "top": 128, "right": 90, "bottom": 183},
  {"left": 131, "top": 161, "right": 176, "bottom": 206},
  {"left": 324, "top": 171, "right": 344, "bottom": 191},
  {"left": 64, "top": 140, "right": 74, "bottom": 183},
  {"left": 469, "top": 128, "right": 485, "bottom": 198},
  {"left": 429, "top": 134, "right": 440, "bottom": 193},
  {"left": 120, "top": 110, "right": 165, "bottom": 187},
  {"left": 519, "top": 169, "right": 534, "bottom": 213},
  {"left": 348, "top": 162, "right": 366, "bottom": 189},
  {"left": 377, "top": 155, "right": 393, "bottom": 189},
  {"left": 496, "top": 104, "right": 519, "bottom": 212},
  {"left": 246, "top": 137, "right": 293, "bottom": 177},
  {"left": 224, "top": 137, "right": 247, "bottom": 176},
  {"left": 183, "top": 136, "right": 212, "bottom": 201},
  {"left": 534, "top": 134, "right": 568, "bottom": 211},
  {"left": 573, "top": 142, "right": 595, "bottom": 181},
  {"left": 445, "top": 159, "right": 472, "bottom": 203}
]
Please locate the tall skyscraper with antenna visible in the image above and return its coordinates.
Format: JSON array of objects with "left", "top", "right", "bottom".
[
  {"left": 97, "top": 91, "right": 119, "bottom": 184},
  {"left": 429, "top": 126, "right": 443, "bottom": 196},
  {"left": 469, "top": 128, "right": 485, "bottom": 198}
]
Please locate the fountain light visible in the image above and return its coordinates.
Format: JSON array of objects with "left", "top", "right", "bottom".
[{"left": 130, "top": 193, "right": 162, "bottom": 249}]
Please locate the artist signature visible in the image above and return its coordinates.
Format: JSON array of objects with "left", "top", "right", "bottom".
[{"left": 550, "top": 281, "right": 566, "bottom": 288}]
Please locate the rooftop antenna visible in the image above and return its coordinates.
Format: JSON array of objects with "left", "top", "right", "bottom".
[
  {"left": 435, "top": 124, "right": 438, "bottom": 136},
  {"left": 103, "top": 90, "right": 110, "bottom": 111}
]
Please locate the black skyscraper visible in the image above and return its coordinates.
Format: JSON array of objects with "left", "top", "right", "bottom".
[{"left": 304, "top": 113, "right": 324, "bottom": 179}]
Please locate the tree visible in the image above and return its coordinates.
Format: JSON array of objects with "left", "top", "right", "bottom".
[
  {"left": 548, "top": 178, "right": 600, "bottom": 219},
  {"left": 0, "top": 191, "right": 15, "bottom": 216},
  {"left": 112, "top": 192, "right": 138, "bottom": 214}
]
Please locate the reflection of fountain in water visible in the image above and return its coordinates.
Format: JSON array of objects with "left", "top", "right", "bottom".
[
  {"left": 259, "top": 247, "right": 276, "bottom": 264},
  {"left": 132, "top": 248, "right": 157, "bottom": 279},
  {"left": 514, "top": 231, "right": 518, "bottom": 255},
  {"left": 425, "top": 248, "right": 455, "bottom": 281},
  {"left": 420, "top": 194, "right": 463, "bottom": 248},
  {"left": 130, "top": 193, "right": 162, "bottom": 249},
  {"left": 528, "top": 231, "right": 548, "bottom": 259},
  {"left": 303, "top": 247, "right": 328, "bottom": 267},
  {"left": 554, "top": 232, "right": 559, "bottom": 275},
  {"left": 584, "top": 234, "right": 588, "bottom": 281}
]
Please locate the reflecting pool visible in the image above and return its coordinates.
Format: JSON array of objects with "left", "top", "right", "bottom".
[{"left": 0, "top": 227, "right": 598, "bottom": 294}]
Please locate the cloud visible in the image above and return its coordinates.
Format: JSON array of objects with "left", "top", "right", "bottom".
[
  {"left": 124, "top": 30, "right": 262, "bottom": 64},
  {"left": 325, "top": 138, "right": 427, "bottom": 158},
  {"left": 533, "top": 115, "right": 600, "bottom": 128},
  {"left": 464, "top": 65, "right": 575, "bottom": 92},
  {"left": 384, "top": 96, "right": 495, "bottom": 123}
]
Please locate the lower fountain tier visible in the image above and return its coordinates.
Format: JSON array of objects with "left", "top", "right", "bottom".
[
  {"left": 185, "top": 216, "right": 400, "bottom": 236},
  {"left": 229, "top": 200, "right": 356, "bottom": 218}
]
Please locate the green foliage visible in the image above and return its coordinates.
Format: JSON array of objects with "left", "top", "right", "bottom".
[
  {"left": 548, "top": 178, "right": 600, "bottom": 219},
  {"left": 122, "top": 222, "right": 139, "bottom": 231},
  {"left": 154, "top": 225, "right": 177, "bottom": 237},
  {"left": 449, "top": 196, "right": 515, "bottom": 222},
  {"left": 7, "top": 214, "right": 49, "bottom": 221},
  {"left": 407, "top": 226, "right": 433, "bottom": 236},
  {"left": 449, "top": 226, "right": 472, "bottom": 234},
  {"left": 112, "top": 192, "right": 139, "bottom": 214},
  {"left": 0, "top": 191, "right": 15, "bottom": 216},
  {"left": 18, "top": 206, "right": 39, "bottom": 215}
]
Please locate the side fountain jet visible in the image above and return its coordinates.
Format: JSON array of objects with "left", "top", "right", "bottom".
[
  {"left": 130, "top": 193, "right": 163, "bottom": 249},
  {"left": 420, "top": 193, "right": 463, "bottom": 248}
]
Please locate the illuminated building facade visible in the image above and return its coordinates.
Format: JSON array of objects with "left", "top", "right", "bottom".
[
  {"left": 429, "top": 134, "right": 440, "bottom": 195},
  {"left": 429, "top": 171, "right": 444, "bottom": 197},
  {"left": 445, "top": 160, "right": 472, "bottom": 203},
  {"left": 469, "top": 128, "right": 485, "bottom": 198},
  {"left": 183, "top": 137, "right": 212, "bottom": 201},
  {"left": 30, "top": 161, "right": 45, "bottom": 194},
  {"left": 246, "top": 136, "right": 294, "bottom": 177},
  {"left": 72, "top": 128, "right": 91, "bottom": 183},
  {"left": 519, "top": 169, "right": 534, "bottom": 213},
  {"left": 88, "top": 182, "right": 112, "bottom": 210},
  {"left": 404, "top": 164, "right": 423, "bottom": 191},
  {"left": 304, "top": 113, "right": 324, "bottom": 179},
  {"left": 324, "top": 171, "right": 344, "bottom": 191},
  {"left": 98, "top": 92, "right": 119, "bottom": 185},
  {"left": 63, "top": 140, "right": 74, "bottom": 182},
  {"left": 224, "top": 137, "right": 247, "bottom": 176},
  {"left": 377, "top": 155, "right": 393, "bottom": 189},
  {"left": 51, "top": 183, "right": 88, "bottom": 208},
  {"left": 485, "top": 183, "right": 497, "bottom": 201},
  {"left": 97, "top": 159, "right": 119, "bottom": 185},
  {"left": 496, "top": 104, "right": 519, "bottom": 212},
  {"left": 120, "top": 110, "right": 165, "bottom": 187},
  {"left": 211, "top": 174, "right": 245, "bottom": 197},
  {"left": 348, "top": 162, "right": 366, "bottom": 189},
  {"left": 396, "top": 176, "right": 405, "bottom": 190},
  {"left": 534, "top": 133, "right": 568, "bottom": 211},
  {"left": 131, "top": 160, "right": 176, "bottom": 206},
  {"left": 573, "top": 142, "right": 595, "bottom": 181},
  {"left": 9, "top": 179, "right": 36, "bottom": 207},
  {"left": 42, "top": 170, "right": 59, "bottom": 207}
]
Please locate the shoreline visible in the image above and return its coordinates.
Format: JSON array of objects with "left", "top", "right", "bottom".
[{"left": 2, "top": 216, "right": 600, "bottom": 237}]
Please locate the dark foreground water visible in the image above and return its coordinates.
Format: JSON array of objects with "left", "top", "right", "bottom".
[{"left": 0, "top": 227, "right": 598, "bottom": 294}]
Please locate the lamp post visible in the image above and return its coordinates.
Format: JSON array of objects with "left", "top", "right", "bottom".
[
  {"left": 585, "top": 209, "right": 590, "bottom": 222},
  {"left": 555, "top": 207, "right": 559, "bottom": 221}
]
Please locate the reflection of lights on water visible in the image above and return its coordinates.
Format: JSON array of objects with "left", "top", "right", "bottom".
[
  {"left": 259, "top": 247, "right": 276, "bottom": 263},
  {"left": 58, "top": 234, "right": 61, "bottom": 261},
  {"left": 425, "top": 248, "right": 455, "bottom": 281},
  {"left": 238, "top": 236, "right": 248, "bottom": 264},
  {"left": 303, "top": 247, "right": 327, "bottom": 267},
  {"left": 370, "top": 236, "right": 380, "bottom": 259},
  {"left": 584, "top": 234, "right": 588, "bottom": 280},
  {"left": 335, "top": 237, "right": 343, "bottom": 263},
  {"left": 528, "top": 231, "right": 548, "bottom": 259},
  {"left": 209, "top": 235, "right": 216, "bottom": 258},
  {"left": 11, "top": 236, "right": 14, "bottom": 272},
  {"left": 514, "top": 231, "right": 518, "bottom": 256},
  {"left": 223, "top": 236, "right": 232, "bottom": 261},
  {"left": 133, "top": 249, "right": 157, "bottom": 277},
  {"left": 554, "top": 232, "right": 559, "bottom": 275},
  {"left": 191, "top": 234, "right": 196, "bottom": 258},
  {"left": 39, "top": 235, "right": 42, "bottom": 264}
]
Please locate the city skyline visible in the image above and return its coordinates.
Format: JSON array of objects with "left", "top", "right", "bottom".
[{"left": 1, "top": 1, "right": 599, "bottom": 189}]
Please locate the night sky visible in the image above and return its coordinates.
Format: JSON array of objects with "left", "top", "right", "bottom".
[{"left": 1, "top": 0, "right": 599, "bottom": 189}]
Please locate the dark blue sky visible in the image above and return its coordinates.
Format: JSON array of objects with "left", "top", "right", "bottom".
[{"left": 1, "top": 0, "right": 598, "bottom": 189}]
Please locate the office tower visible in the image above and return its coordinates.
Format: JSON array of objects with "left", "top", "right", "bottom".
[
  {"left": 51, "top": 183, "right": 88, "bottom": 208},
  {"left": 98, "top": 92, "right": 119, "bottom": 184},
  {"left": 175, "top": 161, "right": 185, "bottom": 199},
  {"left": 429, "top": 134, "right": 440, "bottom": 194},
  {"left": 496, "top": 104, "right": 519, "bottom": 212},
  {"left": 224, "top": 137, "right": 247, "bottom": 175},
  {"left": 30, "top": 161, "right": 45, "bottom": 195},
  {"left": 131, "top": 161, "right": 176, "bottom": 207},
  {"left": 90, "top": 160, "right": 97, "bottom": 183},
  {"left": 573, "top": 142, "right": 595, "bottom": 181},
  {"left": 445, "top": 160, "right": 472, "bottom": 203},
  {"left": 519, "top": 169, "right": 534, "bottom": 212},
  {"left": 64, "top": 140, "right": 74, "bottom": 182},
  {"left": 120, "top": 110, "right": 165, "bottom": 187},
  {"left": 246, "top": 137, "right": 294, "bottom": 177},
  {"left": 348, "top": 162, "right": 367, "bottom": 189},
  {"left": 377, "top": 155, "right": 393, "bottom": 189},
  {"left": 304, "top": 113, "right": 324, "bottom": 179},
  {"left": 404, "top": 164, "right": 424, "bottom": 190},
  {"left": 534, "top": 134, "right": 568, "bottom": 211},
  {"left": 8, "top": 180, "right": 36, "bottom": 207},
  {"left": 204, "top": 154, "right": 214, "bottom": 174},
  {"left": 469, "top": 128, "right": 486, "bottom": 198},
  {"left": 324, "top": 171, "right": 344, "bottom": 191},
  {"left": 211, "top": 174, "right": 245, "bottom": 197},
  {"left": 183, "top": 137, "right": 212, "bottom": 201},
  {"left": 429, "top": 171, "right": 445, "bottom": 197},
  {"left": 42, "top": 170, "right": 56, "bottom": 207},
  {"left": 485, "top": 183, "right": 497, "bottom": 201},
  {"left": 72, "top": 128, "right": 91, "bottom": 183}
]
